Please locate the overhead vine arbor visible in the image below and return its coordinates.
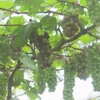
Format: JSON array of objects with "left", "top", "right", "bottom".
[{"left": 0, "top": 0, "right": 100, "bottom": 100}]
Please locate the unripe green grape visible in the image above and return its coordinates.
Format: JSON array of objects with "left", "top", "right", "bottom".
[
  {"left": 64, "top": 16, "right": 70, "bottom": 20},
  {"left": 93, "top": 0, "right": 99, "bottom": 4},
  {"left": 87, "top": 2, "right": 93, "bottom": 7},
  {"left": 64, "top": 32, "right": 71, "bottom": 37},
  {"left": 42, "top": 38, "right": 49, "bottom": 44},
  {"left": 69, "top": 20, "right": 74, "bottom": 25},
  {"left": 67, "top": 27, "right": 71, "bottom": 31}
]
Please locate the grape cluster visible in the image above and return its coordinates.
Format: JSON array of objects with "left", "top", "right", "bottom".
[
  {"left": 37, "top": 64, "right": 57, "bottom": 93},
  {"left": 86, "top": 0, "right": 100, "bottom": 26},
  {"left": 34, "top": 32, "right": 52, "bottom": 68},
  {"left": 65, "top": 50, "right": 90, "bottom": 81},
  {"left": 92, "top": 66, "right": 100, "bottom": 91},
  {"left": 0, "top": 37, "right": 10, "bottom": 64},
  {"left": 30, "top": 30, "right": 57, "bottom": 93},
  {"left": 45, "top": 66, "right": 57, "bottom": 92},
  {"left": 63, "top": 43, "right": 100, "bottom": 99},
  {"left": 0, "top": 73, "right": 8, "bottom": 100},
  {"left": 61, "top": 10, "right": 79, "bottom": 38},
  {"left": 73, "top": 50, "right": 91, "bottom": 80},
  {"left": 37, "top": 64, "right": 46, "bottom": 94},
  {"left": 63, "top": 62, "right": 75, "bottom": 100},
  {"left": 65, "top": 43, "right": 100, "bottom": 92},
  {"left": 87, "top": 43, "right": 100, "bottom": 91},
  {"left": 74, "top": 43, "right": 100, "bottom": 91}
]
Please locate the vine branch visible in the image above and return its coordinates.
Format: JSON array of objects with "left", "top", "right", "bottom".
[
  {"left": 88, "top": 32, "right": 100, "bottom": 39},
  {"left": 6, "top": 60, "right": 22, "bottom": 100},
  {"left": 0, "top": 24, "right": 21, "bottom": 26},
  {"left": 0, "top": 7, "right": 63, "bottom": 15},
  {"left": 53, "top": 25, "right": 96, "bottom": 51},
  {"left": 0, "top": 8, "right": 28, "bottom": 14}
]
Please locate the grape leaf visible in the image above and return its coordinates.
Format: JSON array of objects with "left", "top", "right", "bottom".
[
  {"left": 12, "top": 26, "right": 27, "bottom": 48},
  {"left": 79, "top": 0, "right": 86, "bottom": 6},
  {"left": 79, "top": 34, "right": 95, "bottom": 44},
  {"left": 26, "top": 88, "right": 38, "bottom": 100},
  {"left": 0, "top": 1, "right": 13, "bottom": 8},
  {"left": 20, "top": 53, "right": 37, "bottom": 70},
  {"left": 13, "top": 70, "right": 24, "bottom": 87},
  {"left": 40, "top": 15, "right": 57, "bottom": 30},
  {"left": 22, "top": 22, "right": 33, "bottom": 42}
]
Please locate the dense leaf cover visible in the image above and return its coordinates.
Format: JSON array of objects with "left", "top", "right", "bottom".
[{"left": 0, "top": 0, "right": 100, "bottom": 100}]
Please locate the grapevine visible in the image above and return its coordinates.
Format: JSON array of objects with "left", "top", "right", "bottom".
[{"left": 1, "top": 0, "right": 100, "bottom": 100}]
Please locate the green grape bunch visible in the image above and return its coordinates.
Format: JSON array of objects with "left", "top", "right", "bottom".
[
  {"left": 37, "top": 64, "right": 46, "bottom": 94},
  {"left": 63, "top": 62, "right": 75, "bottom": 100},
  {"left": 86, "top": 0, "right": 100, "bottom": 26},
  {"left": 87, "top": 43, "right": 100, "bottom": 91},
  {"left": 0, "top": 73, "right": 8, "bottom": 100},
  {"left": 0, "top": 39, "right": 10, "bottom": 64},
  {"left": 74, "top": 50, "right": 91, "bottom": 80},
  {"left": 37, "top": 63, "right": 57, "bottom": 94},
  {"left": 63, "top": 42, "right": 100, "bottom": 99},
  {"left": 45, "top": 66, "right": 57, "bottom": 92},
  {"left": 61, "top": 10, "right": 79, "bottom": 38}
]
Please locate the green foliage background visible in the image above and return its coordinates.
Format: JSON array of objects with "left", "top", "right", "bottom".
[{"left": 0, "top": 0, "right": 100, "bottom": 100}]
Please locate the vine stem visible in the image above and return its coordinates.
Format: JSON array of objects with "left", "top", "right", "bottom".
[
  {"left": 0, "top": 24, "right": 21, "bottom": 26},
  {"left": 6, "top": 60, "right": 22, "bottom": 100},
  {"left": 53, "top": 25, "right": 96, "bottom": 51},
  {"left": 0, "top": 7, "right": 63, "bottom": 15}
]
